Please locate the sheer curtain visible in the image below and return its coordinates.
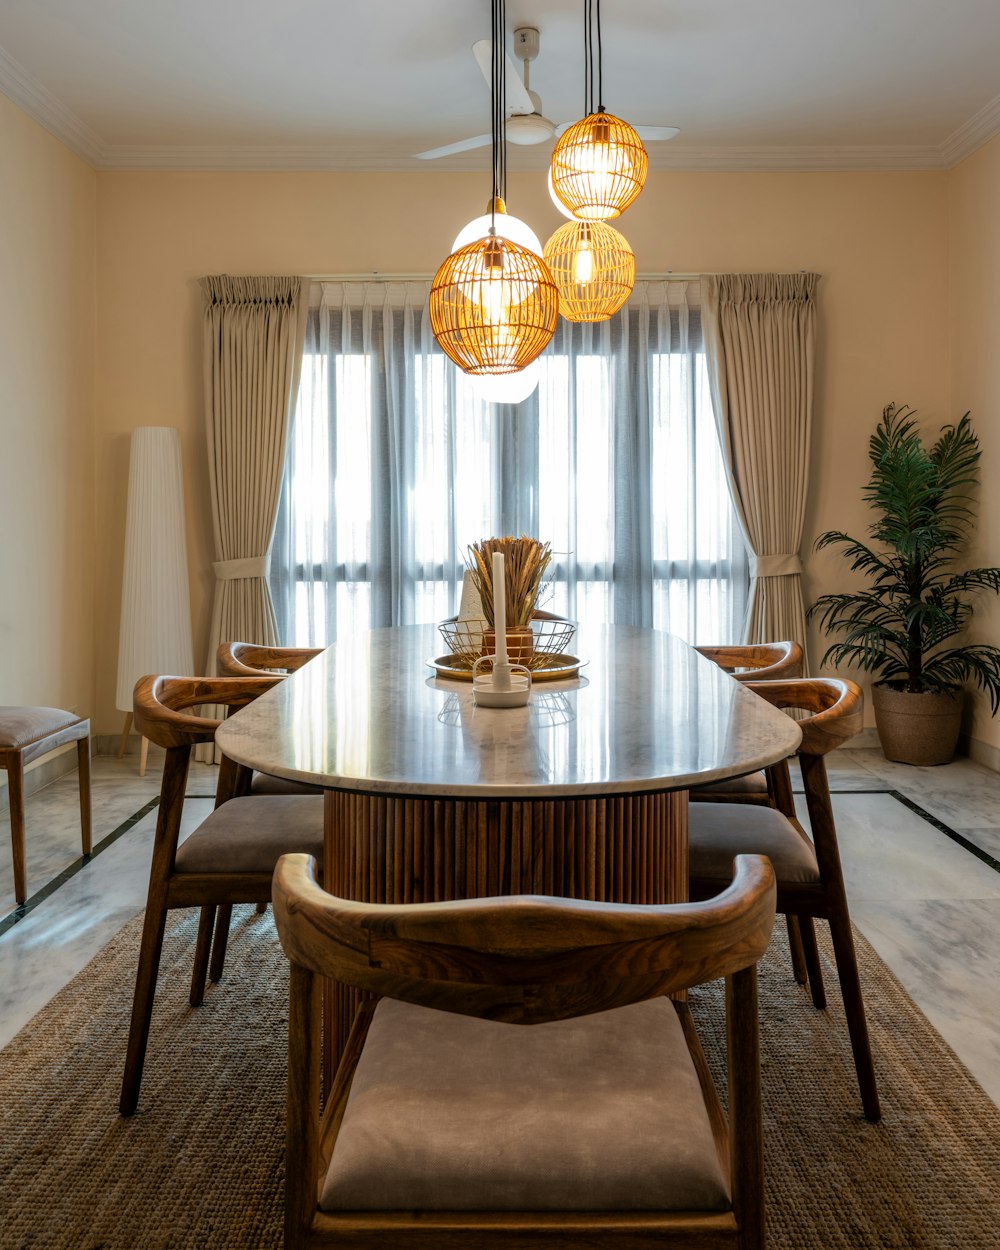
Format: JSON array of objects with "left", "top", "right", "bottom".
[{"left": 270, "top": 279, "right": 747, "bottom": 647}]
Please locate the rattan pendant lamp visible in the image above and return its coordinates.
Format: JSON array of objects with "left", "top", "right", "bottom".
[
  {"left": 542, "top": 1, "right": 637, "bottom": 322},
  {"left": 549, "top": 0, "right": 649, "bottom": 222},
  {"left": 429, "top": 0, "right": 557, "bottom": 375}
]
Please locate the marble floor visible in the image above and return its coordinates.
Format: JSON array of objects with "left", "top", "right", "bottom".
[{"left": 1, "top": 749, "right": 999, "bottom": 1106}]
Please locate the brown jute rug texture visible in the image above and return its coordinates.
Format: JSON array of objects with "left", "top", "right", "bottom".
[{"left": 1, "top": 904, "right": 998, "bottom": 1250}]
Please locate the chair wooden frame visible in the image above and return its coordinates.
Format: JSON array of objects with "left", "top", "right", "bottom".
[
  {"left": 693, "top": 642, "right": 804, "bottom": 807},
  {"left": 1, "top": 714, "right": 91, "bottom": 906},
  {"left": 273, "top": 851, "right": 777, "bottom": 1250},
  {"left": 203, "top": 642, "right": 324, "bottom": 980},
  {"left": 119, "top": 674, "right": 283, "bottom": 1116},
  {"left": 689, "top": 677, "right": 881, "bottom": 1123},
  {"left": 216, "top": 641, "right": 323, "bottom": 678}
]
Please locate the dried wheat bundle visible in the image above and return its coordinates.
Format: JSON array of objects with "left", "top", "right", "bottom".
[{"left": 466, "top": 535, "right": 553, "bottom": 628}]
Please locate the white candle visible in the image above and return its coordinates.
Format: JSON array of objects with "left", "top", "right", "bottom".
[{"left": 492, "top": 550, "right": 510, "bottom": 673}]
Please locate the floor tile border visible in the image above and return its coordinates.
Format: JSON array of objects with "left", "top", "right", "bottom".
[{"left": 0, "top": 794, "right": 216, "bottom": 937}]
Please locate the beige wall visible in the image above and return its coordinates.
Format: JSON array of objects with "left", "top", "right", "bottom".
[
  {"left": 949, "top": 133, "right": 1000, "bottom": 759},
  {"left": 0, "top": 95, "right": 96, "bottom": 730},
  {"left": 94, "top": 167, "right": 951, "bottom": 734}
]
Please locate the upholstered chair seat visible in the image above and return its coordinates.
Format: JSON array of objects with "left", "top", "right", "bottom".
[
  {"left": 320, "top": 997, "right": 729, "bottom": 1214},
  {"left": 174, "top": 795, "right": 323, "bottom": 875},
  {"left": 689, "top": 802, "right": 820, "bottom": 887},
  {"left": 250, "top": 773, "right": 325, "bottom": 797}
]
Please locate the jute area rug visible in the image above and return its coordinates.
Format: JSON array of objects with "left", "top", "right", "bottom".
[{"left": 1, "top": 906, "right": 999, "bottom": 1250}]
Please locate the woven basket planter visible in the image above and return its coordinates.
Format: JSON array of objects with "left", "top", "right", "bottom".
[{"left": 871, "top": 684, "right": 963, "bottom": 766}]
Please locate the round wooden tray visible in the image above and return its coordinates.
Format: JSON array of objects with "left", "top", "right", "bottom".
[{"left": 428, "top": 653, "right": 587, "bottom": 683}]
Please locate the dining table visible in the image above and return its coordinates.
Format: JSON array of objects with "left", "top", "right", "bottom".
[{"left": 215, "top": 622, "right": 803, "bottom": 1069}]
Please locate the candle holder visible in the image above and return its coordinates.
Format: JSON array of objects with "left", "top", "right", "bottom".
[{"left": 472, "top": 655, "right": 532, "bottom": 707}]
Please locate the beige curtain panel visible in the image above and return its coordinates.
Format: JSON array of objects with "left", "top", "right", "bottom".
[
  {"left": 198, "top": 275, "right": 308, "bottom": 755},
  {"left": 701, "top": 272, "right": 818, "bottom": 655}
]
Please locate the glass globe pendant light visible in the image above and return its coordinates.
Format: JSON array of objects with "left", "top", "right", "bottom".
[
  {"left": 430, "top": 0, "right": 557, "bottom": 376},
  {"left": 549, "top": 0, "right": 648, "bottom": 222}
]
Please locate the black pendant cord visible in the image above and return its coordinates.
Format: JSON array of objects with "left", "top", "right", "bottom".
[
  {"left": 583, "top": 0, "right": 604, "bottom": 116},
  {"left": 489, "top": 0, "right": 508, "bottom": 230}
]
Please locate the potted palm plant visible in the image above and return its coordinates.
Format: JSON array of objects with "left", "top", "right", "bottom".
[{"left": 809, "top": 403, "right": 1000, "bottom": 765}]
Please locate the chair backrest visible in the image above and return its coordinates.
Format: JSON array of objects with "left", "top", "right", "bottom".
[
  {"left": 216, "top": 642, "right": 323, "bottom": 678},
  {"left": 745, "top": 677, "right": 863, "bottom": 757},
  {"left": 696, "top": 640, "right": 803, "bottom": 682},
  {"left": 134, "top": 673, "right": 282, "bottom": 814},
  {"left": 133, "top": 674, "right": 282, "bottom": 749},
  {"left": 273, "top": 852, "right": 776, "bottom": 1024}
]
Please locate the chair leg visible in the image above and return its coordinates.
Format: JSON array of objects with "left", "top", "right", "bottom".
[
  {"left": 189, "top": 906, "right": 217, "bottom": 1007},
  {"left": 116, "top": 712, "right": 133, "bottom": 759},
  {"left": 256, "top": 901, "right": 267, "bottom": 915},
  {"left": 828, "top": 908, "right": 881, "bottom": 1122},
  {"left": 797, "top": 915, "right": 826, "bottom": 1009},
  {"left": 120, "top": 901, "right": 170, "bottom": 1116},
  {"left": 785, "top": 915, "right": 807, "bottom": 985},
  {"left": 77, "top": 737, "right": 92, "bottom": 856},
  {"left": 138, "top": 736, "right": 149, "bottom": 778},
  {"left": 7, "top": 753, "right": 27, "bottom": 905},
  {"left": 209, "top": 903, "right": 234, "bottom": 983}
]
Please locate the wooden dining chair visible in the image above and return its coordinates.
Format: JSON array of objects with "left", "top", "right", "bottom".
[
  {"left": 206, "top": 641, "right": 326, "bottom": 983},
  {"left": 688, "top": 676, "right": 880, "bottom": 1122},
  {"left": 273, "top": 851, "right": 776, "bottom": 1250},
  {"left": 693, "top": 642, "right": 804, "bottom": 805},
  {"left": 119, "top": 675, "right": 325, "bottom": 1117}
]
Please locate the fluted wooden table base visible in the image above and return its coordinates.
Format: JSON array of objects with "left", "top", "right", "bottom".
[{"left": 323, "top": 789, "right": 688, "bottom": 1076}]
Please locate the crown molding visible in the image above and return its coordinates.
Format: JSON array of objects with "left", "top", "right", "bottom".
[
  {"left": 0, "top": 44, "right": 105, "bottom": 166},
  {"left": 940, "top": 91, "right": 1000, "bottom": 167},
  {"left": 2, "top": 36, "right": 999, "bottom": 176},
  {"left": 97, "top": 141, "right": 947, "bottom": 173}
]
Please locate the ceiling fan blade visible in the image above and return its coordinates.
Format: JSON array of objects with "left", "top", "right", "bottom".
[
  {"left": 471, "top": 38, "right": 535, "bottom": 116},
  {"left": 634, "top": 126, "right": 681, "bottom": 142},
  {"left": 553, "top": 120, "right": 680, "bottom": 142},
  {"left": 415, "top": 134, "right": 492, "bottom": 160}
]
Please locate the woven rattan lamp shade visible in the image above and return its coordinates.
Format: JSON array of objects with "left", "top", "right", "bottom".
[
  {"left": 544, "top": 220, "right": 635, "bottom": 323},
  {"left": 550, "top": 111, "right": 648, "bottom": 221},
  {"left": 430, "top": 235, "right": 559, "bottom": 374}
]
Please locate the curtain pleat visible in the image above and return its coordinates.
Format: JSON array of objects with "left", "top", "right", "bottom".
[
  {"left": 198, "top": 273, "right": 308, "bottom": 759},
  {"left": 701, "top": 272, "right": 818, "bottom": 655}
]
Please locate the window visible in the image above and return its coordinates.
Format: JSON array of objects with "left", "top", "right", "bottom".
[{"left": 270, "top": 280, "right": 747, "bottom": 647}]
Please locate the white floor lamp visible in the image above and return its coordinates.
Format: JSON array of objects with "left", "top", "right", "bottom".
[{"left": 115, "top": 427, "right": 195, "bottom": 775}]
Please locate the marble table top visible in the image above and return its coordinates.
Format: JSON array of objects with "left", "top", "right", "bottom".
[{"left": 214, "top": 624, "right": 802, "bottom": 798}]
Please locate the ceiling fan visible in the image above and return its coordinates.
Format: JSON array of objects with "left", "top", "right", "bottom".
[{"left": 415, "top": 27, "right": 679, "bottom": 161}]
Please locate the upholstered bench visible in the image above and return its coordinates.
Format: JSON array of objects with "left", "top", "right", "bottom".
[{"left": 0, "top": 706, "right": 92, "bottom": 905}]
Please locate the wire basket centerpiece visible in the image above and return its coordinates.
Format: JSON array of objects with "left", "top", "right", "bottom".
[
  {"left": 438, "top": 611, "right": 575, "bottom": 671},
  {"left": 438, "top": 535, "right": 575, "bottom": 672}
]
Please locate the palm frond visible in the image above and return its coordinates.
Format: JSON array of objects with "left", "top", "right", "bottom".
[{"left": 810, "top": 403, "right": 1000, "bottom": 707}]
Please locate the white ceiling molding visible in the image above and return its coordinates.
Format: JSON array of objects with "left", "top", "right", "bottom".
[
  {"left": 0, "top": 38, "right": 997, "bottom": 176},
  {"left": 92, "top": 142, "right": 947, "bottom": 174},
  {"left": 0, "top": 44, "right": 105, "bottom": 167},
  {"left": 940, "top": 91, "right": 1000, "bottom": 167}
]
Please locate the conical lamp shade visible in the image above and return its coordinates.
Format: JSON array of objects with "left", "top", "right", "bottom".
[{"left": 116, "top": 427, "right": 195, "bottom": 711}]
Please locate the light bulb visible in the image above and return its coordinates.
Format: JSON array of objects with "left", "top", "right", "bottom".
[{"left": 573, "top": 240, "right": 595, "bottom": 284}]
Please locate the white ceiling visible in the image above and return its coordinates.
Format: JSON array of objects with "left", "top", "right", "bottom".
[{"left": 2, "top": 0, "right": 1000, "bottom": 171}]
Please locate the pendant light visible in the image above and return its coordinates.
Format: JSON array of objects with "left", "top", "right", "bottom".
[
  {"left": 549, "top": 0, "right": 648, "bottom": 221},
  {"left": 543, "top": 219, "right": 635, "bottom": 323},
  {"left": 430, "top": 0, "right": 557, "bottom": 376}
]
